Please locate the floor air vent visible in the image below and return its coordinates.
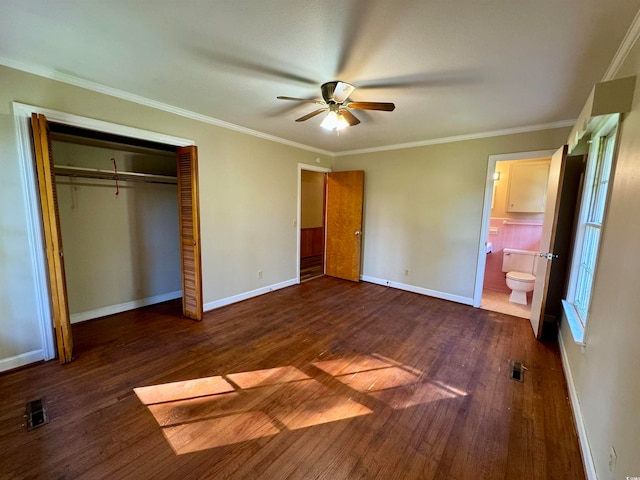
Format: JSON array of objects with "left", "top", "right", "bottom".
[
  {"left": 509, "top": 361, "right": 525, "bottom": 382},
  {"left": 25, "top": 398, "right": 49, "bottom": 431}
]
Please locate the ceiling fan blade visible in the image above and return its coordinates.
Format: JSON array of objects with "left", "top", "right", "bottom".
[
  {"left": 346, "top": 101, "right": 395, "bottom": 111},
  {"left": 277, "top": 96, "right": 323, "bottom": 104},
  {"left": 340, "top": 109, "right": 360, "bottom": 126},
  {"left": 295, "top": 108, "right": 327, "bottom": 122}
]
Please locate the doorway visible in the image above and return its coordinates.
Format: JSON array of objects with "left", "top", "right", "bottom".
[
  {"left": 481, "top": 156, "right": 551, "bottom": 318},
  {"left": 476, "top": 148, "right": 584, "bottom": 337},
  {"left": 299, "top": 169, "right": 326, "bottom": 281},
  {"left": 474, "top": 149, "right": 555, "bottom": 317},
  {"left": 297, "top": 164, "right": 330, "bottom": 282},
  {"left": 297, "top": 166, "right": 366, "bottom": 284}
]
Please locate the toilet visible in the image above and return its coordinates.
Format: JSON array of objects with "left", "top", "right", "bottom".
[{"left": 502, "top": 248, "right": 537, "bottom": 305}]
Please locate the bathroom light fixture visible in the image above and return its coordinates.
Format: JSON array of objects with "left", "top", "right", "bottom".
[{"left": 493, "top": 171, "right": 501, "bottom": 181}]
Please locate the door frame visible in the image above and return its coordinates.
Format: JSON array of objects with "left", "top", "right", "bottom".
[
  {"left": 13, "top": 102, "right": 194, "bottom": 361},
  {"left": 297, "top": 163, "right": 331, "bottom": 283},
  {"left": 473, "top": 149, "right": 556, "bottom": 308}
]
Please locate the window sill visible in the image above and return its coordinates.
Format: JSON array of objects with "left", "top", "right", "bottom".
[{"left": 562, "top": 300, "right": 586, "bottom": 346}]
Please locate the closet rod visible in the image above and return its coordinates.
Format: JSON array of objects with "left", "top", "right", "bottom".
[{"left": 54, "top": 165, "right": 177, "bottom": 185}]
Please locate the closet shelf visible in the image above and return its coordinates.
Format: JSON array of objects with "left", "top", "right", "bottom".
[{"left": 54, "top": 165, "right": 177, "bottom": 185}]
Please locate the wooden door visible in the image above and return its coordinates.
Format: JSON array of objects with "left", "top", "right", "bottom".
[
  {"left": 31, "top": 113, "right": 73, "bottom": 363},
  {"left": 325, "top": 170, "right": 364, "bottom": 282},
  {"left": 530, "top": 145, "right": 568, "bottom": 337},
  {"left": 176, "top": 146, "right": 203, "bottom": 320}
]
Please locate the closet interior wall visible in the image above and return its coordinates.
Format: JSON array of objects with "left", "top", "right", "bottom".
[{"left": 51, "top": 131, "right": 182, "bottom": 324}]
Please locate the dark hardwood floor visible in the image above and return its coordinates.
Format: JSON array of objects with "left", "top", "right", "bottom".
[
  {"left": 0, "top": 277, "right": 585, "bottom": 479},
  {"left": 300, "top": 254, "right": 323, "bottom": 282}
]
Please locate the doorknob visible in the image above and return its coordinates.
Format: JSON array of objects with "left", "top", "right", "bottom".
[
  {"left": 539, "top": 252, "right": 558, "bottom": 259},
  {"left": 354, "top": 230, "right": 361, "bottom": 236}
]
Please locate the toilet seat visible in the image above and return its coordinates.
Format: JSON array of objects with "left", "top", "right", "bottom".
[{"left": 506, "top": 271, "right": 535, "bottom": 282}]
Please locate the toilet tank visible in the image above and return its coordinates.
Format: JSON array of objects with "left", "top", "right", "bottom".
[{"left": 502, "top": 248, "right": 537, "bottom": 274}]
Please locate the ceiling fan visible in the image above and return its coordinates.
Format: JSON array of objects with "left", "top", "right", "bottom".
[{"left": 277, "top": 81, "right": 395, "bottom": 131}]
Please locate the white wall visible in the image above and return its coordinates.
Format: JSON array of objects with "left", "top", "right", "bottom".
[
  {"left": 0, "top": 114, "right": 49, "bottom": 369},
  {"left": 53, "top": 141, "right": 181, "bottom": 322},
  {"left": 559, "top": 36, "right": 640, "bottom": 480},
  {"left": 300, "top": 170, "right": 324, "bottom": 228},
  {"left": 334, "top": 129, "right": 569, "bottom": 303}
]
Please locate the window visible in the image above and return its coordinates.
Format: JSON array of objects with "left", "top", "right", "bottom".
[{"left": 563, "top": 115, "right": 619, "bottom": 344}]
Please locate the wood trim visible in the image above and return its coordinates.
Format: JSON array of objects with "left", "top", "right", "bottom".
[
  {"left": 322, "top": 172, "right": 327, "bottom": 272},
  {"left": 177, "top": 146, "right": 203, "bottom": 320},
  {"left": 15, "top": 103, "right": 195, "bottom": 147},
  {"left": 30, "top": 113, "right": 73, "bottom": 363},
  {"left": 300, "top": 227, "right": 324, "bottom": 258}
]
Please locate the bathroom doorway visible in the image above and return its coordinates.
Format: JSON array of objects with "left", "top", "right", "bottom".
[
  {"left": 474, "top": 150, "right": 555, "bottom": 319},
  {"left": 475, "top": 148, "right": 585, "bottom": 336},
  {"left": 482, "top": 156, "right": 550, "bottom": 317}
]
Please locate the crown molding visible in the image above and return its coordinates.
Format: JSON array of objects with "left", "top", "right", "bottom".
[
  {"left": 602, "top": 8, "right": 640, "bottom": 81},
  {"left": 0, "top": 56, "right": 333, "bottom": 156},
  {"left": 333, "top": 120, "right": 576, "bottom": 157},
  {"left": 2, "top": 56, "right": 574, "bottom": 158}
]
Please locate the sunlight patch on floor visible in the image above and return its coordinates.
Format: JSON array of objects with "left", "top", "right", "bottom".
[
  {"left": 135, "top": 366, "right": 372, "bottom": 454},
  {"left": 162, "top": 411, "right": 280, "bottom": 454},
  {"left": 135, "top": 355, "right": 466, "bottom": 454},
  {"left": 313, "top": 355, "right": 393, "bottom": 376},
  {"left": 369, "top": 378, "right": 469, "bottom": 410},
  {"left": 335, "top": 366, "right": 421, "bottom": 392},
  {"left": 134, "top": 375, "right": 235, "bottom": 405},
  {"left": 226, "top": 365, "right": 311, "bottom": 389}
]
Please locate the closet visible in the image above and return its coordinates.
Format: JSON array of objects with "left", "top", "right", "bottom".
[{"left": 49, "top": 123, "right": 182, "bottom": 324}]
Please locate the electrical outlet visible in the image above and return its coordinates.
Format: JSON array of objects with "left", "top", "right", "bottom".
[
  {"left": 257, "top": 270, "right": 263, "bottom": 279},
  {"left": 608, "top": 445, "right": 617, "bottom": 473}
]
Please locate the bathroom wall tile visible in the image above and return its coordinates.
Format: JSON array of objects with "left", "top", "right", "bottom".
[{"left": 484, "top": 218, "right": 543, "bottom": 293}]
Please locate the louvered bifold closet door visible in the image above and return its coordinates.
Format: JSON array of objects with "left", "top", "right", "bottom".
[
  {"left": 176, "top": 146, "right": 203, "bottom": 320},
  {"left": 31, "top": 113, "right": 73, "bottom": 363}
]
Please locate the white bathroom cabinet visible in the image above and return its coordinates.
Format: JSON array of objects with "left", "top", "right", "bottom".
[{"left": 506, "top": 160, "right": 550, "bottom": 213}]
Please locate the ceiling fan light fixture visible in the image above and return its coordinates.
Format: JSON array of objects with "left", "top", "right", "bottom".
[
  {"left": 337, "top": 113, "right": 349, "bottom": 131},
  {"left": 278, "top": 80, "right": 393, "bottom": 130},
  {"left": 320, "top": 110, "right": 349, "bottom": 131}
]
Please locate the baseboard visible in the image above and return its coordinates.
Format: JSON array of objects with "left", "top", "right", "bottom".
[
  {"left": 558, "top": 329, "right": 597, "bottom": 480},
  {"left": 360, "top": 275, "right": 474, "bottom": 306},
  {"left": 70, "top": 290, "right": 182, "bottom": 324},
  {"left": 0, "top": 349, "right": 45, "bottom": 373},
  {"left": 204, "top": 278, "right": 298, "bottom": 311}
]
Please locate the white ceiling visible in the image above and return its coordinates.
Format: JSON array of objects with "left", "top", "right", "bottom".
[{"left": 1, "top": 0, "right": 639, "bottom": 154}]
